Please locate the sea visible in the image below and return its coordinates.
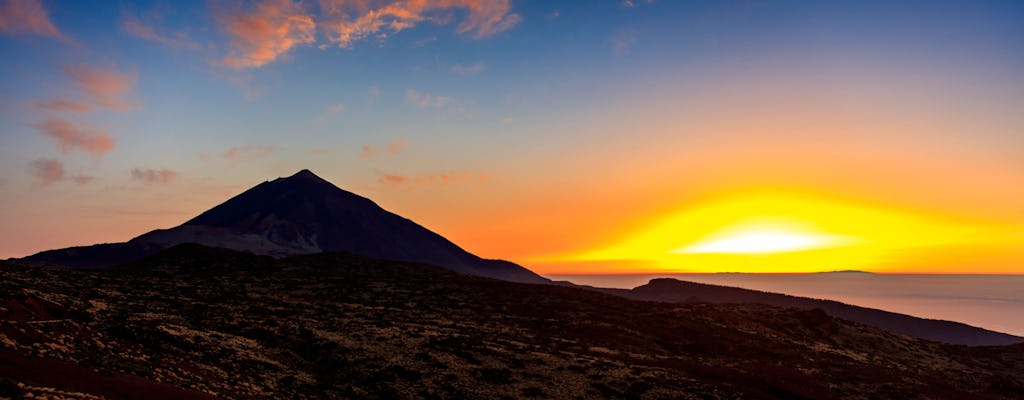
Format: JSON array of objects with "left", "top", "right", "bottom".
[{"left": 544, "top": 273, "right": 1024, "bottom": 337}]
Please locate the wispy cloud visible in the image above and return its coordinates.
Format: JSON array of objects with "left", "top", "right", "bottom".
[
  {"left": 411, "top": 35, "right": 436, "bottom": 47},
  {"left": 319, "top": 0, "right": 520, "bottom": 48},
  {"left": 63, "top": 64, "right": 138, "bottom": 111},
  {"left": 405, "top": 89, "right": 453, "bottom": 108},
  {"left": 28, "top": 158, "right": 93, "bottom": 186},
  {"left": 206, "top": 1, "right": 519, "bottom": 69},
  {"left": 222, "top": 145, "right": 277, "bottom": 163},
  {"left": 311, "top": 102, "right": 344, "bottom": 125},
  {"left": 29, "top": 158, "right": 63, "bottom": 186},
  {"left": 34, "top": 117, "right": 115, "bottom": 156},
  {"left": 450, "top": 62, "right": 484, "bottom": 75},
  {"left": 621, "top": 0, "right": 655, "bottom": 8},
  {"left": 0, "top": 0, "right": 66, "bottom": 40},
  {"left": 222, "top": 73, "right": 266, "bottom": 101},
  {"left": 131, "top": 168, "right": 178, "bottom": 184},
  {"left": 378, "top": 173, "right": 407, "bottom": 185},
  {"left": 70, "top": 175, "right": 94, "bottom": 184},
  {"left": 121, "top": 14, "right": 201, "bottom": 50},
  {"left": 611, "top": 29, "right": 637, "bottom": 55},
  {"left": 32, "top": 64, "right": 138, "bottom": 113},
  {"left": 31, "top": 97, "right": 92, "bottom": 113},
  {"left": 217, "top": 0, "right": 316, "bottom": 69},
  {"left": 376, "top": 170, "right": 490, "bottom": 186},
  {"left": 360, "top": 139, "right": 407, "bottom": 159}
]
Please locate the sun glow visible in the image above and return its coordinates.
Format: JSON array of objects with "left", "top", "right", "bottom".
[
  {"left": 540, "top": 191, "right": 1006, "bottom": 273},
  {"left": 672, "top": 221, "right": 857, "bottom": 254}
]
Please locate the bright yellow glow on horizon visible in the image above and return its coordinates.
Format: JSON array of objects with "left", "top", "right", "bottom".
[
  {"left": 539, "top": 191, "right": 1012, "bottom": 273},
  {"left": 672, "top": 219, "right": 857, "bottom": 254}
]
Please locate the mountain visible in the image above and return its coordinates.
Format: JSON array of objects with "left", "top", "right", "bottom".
[
  {"left": 3, "top": 247, "right": 1024, "bottom": 399},
  {"left": 19, "top": 169, "right": 1020, "bottom": 347},
  {"left": 22, "top": 169, "right": 547, "bottom": 284},
  {"left": 599, "top": 278, "right": 1023, "bottom": 346}
]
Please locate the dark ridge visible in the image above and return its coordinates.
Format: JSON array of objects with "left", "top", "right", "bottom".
[
  {"left": 3, "top": 252, "right": 1023, "bottom": 399},
  {"left": 611, "top": 278, "right": 1023, "bottom": 346},
  {"left": 22, "top": 241, "right": 154, "bottom": 269}
]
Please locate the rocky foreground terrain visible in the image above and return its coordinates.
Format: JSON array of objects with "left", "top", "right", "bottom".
[{"left": 2, "top": 244, "right": 1023, "bottom": 399}]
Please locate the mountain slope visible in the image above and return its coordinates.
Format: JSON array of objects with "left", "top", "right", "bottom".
[
  {"left": 2, "top": 248, "right": 1023, "bottom": 399},
  {"left": 604, "top": 278, "right": 1023, "bottom": 346},
  {"left": 23, "top": 169, "right": 546, "bottom": 284}
]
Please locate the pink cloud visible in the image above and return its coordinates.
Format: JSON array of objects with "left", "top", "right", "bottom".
[
  {"left": 212, "top": 1, "right": 519, "bottom": 68},
  {"left": 378, "top": 173, "right": 407, "bottom": 184},
  {"left": 360, "top": 139, "right": 407, "bottom": 159},
  {"left": 217, "top": 0, "right": 316, "bottom": 69},
  {"left": 31, "top": 64, "right": 138, "bottom": 113},
  {"left": 0, "top": 0, "right": 66, "bottom": 40},
  {"left": 31, "top": 97, "right": 92, "bottom": 113},
  {"left": 70, "top": 175, "right": 94, "bottom": 184},
  {"left": 319, "top": 0, "right": 520, "bottom": 48},
  {"left": 27, "top": 158, "right": 94, "bottom": 186},
  {"left": 376, "top": 170, "right": 489, "bottom": 185},
  {"left": 62, "top": 64, "right": 139, "bottom": 112},
  {"left": 34, "top": 117, "right": 115, "bottom": 156},
  {"left": 131, "top": 168, "right": 178, "bottom": 185},
  {"left": 29, "top": 158, "right": 64, "bottom": 186}
]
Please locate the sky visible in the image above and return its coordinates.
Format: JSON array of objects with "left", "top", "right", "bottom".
[{"left": 1, "top": 0, "right": 1023, "bottom": 274}]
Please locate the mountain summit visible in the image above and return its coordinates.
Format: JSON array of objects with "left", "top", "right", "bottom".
[{"left": 24, "top": 170, "right": 548, "bottom": 284}]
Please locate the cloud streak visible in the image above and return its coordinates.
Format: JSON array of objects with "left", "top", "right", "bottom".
[
  {"left": 28, "top": 158, "right": 93, "bottom": 186},
  {"left": 29, "top": 158, "right": 64, "bottom": 186},
  {"left": 217, "top": 0, "right": 316, "bottom": 69},
  {"left": 450, "top": 62, "right": 483, "bottom": 75},
  {"left": 319, "top": 0, "right": 520, "bottom": 48},
  {"left": 360, "top": 139, "right": 407, "bottom": 159},
  {"left": 611, "top": 29, "right": 637, "bottom": 55},
  {"left": 34, "top": 117, "right": 115, "bottom": 155},
  {"left": 405, "top": 89, "right": 452, "bottom": 108},
  {"left": 212, "top": 0, "right": 520, "bottom": 68},
  {"left": 131, "top": 168, "right": 179, "bottom": 184},
  {"left": 62, "top": 64, "right": 138, "bottom": 112},
  {"left": 121, "top": 15, "right": 201, "bottom": 50},
  {"left": 0, "top": 0, "right": 66, "bottom": 40},
  {"left": 376, "top": 170, "right": 490, "bottom": 185},
  {"left": 32, "top": 97, "right": 92, "bottom": 113},
  {"left": 32, "top": 64, "right": 138, "bottom": 113},
  {"left": 222, "top": 145, "right": 277, "bottom": 163},
  {"left": 311, "top": 102, "right": 344, "bottom": 125}
]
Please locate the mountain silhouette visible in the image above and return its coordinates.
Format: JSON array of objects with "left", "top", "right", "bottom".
[
  {"left": 21, "top": 170, "right": 1022, "bottom": 346},
  {"left": 591, "top": 278, "right": 1023, "bottom": 346},
  {"left": 24, "top": 169, "right": 547, "bottom": 284}
]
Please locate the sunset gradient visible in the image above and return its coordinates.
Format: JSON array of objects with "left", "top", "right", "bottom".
[{"left": 1, "top": 0, "right": 1023, "bottom": 274}]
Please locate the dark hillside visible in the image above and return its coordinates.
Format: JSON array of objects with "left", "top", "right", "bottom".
[{"left": 2, "top": 246, "right": 1022, "bottom": 399}]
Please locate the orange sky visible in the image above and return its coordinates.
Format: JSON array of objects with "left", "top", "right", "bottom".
[{"left": 2, "top": 1, "right": 1022, "bottom": 274}]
